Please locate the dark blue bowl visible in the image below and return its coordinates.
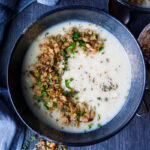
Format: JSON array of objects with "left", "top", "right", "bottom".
[{"left": 7, "top": 6, "right": 146, "bottom": 146}]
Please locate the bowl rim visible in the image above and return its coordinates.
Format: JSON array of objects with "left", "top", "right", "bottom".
[
  {"left": 7, "top": 5, "right": 146, "bottom": 146},
  {"left": 117, "top": 0, "right": 150, "bottom": 13}
]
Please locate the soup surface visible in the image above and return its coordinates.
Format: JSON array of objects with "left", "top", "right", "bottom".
[{"left": 22, "top": 21, "right": 131, "bottom": 133}]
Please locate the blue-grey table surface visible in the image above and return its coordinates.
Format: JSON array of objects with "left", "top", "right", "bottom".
[{"left": 0, "top": 0, "right": 150, "bottom": 150}]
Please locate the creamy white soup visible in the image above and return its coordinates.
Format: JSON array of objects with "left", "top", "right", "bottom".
[{"left": 22, "top": 21, "right": 131, "bottom": 133}]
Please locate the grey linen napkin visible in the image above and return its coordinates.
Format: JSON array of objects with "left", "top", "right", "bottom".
[{"left": 0, "top": 0, "right": 59, "bottom": 149}]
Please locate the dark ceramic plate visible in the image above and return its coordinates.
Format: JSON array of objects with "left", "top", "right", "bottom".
[
  {"left": 7, "top": 6, "right": 146, "bottom": 146},
  {"left": 117, "top": 0, "right": 150, "bottom": 13}
]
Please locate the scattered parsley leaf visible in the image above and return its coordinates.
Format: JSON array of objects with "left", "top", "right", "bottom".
[
  {"left": 76, "top": 115, "right": 80, "bottom": 120},
  {"left": 37, "top": 97, "right": 42, "bottom": 102},
  {"left": 99, "top": 46, "right": 104, "bottom": 52},
  {"left": 75, "top": 97, "right": 79, "bottom": 100},
  {"left": 73, "top": 32, "right": 80, "bottom": 40},
  {"left": 52, "top": 104, "right": 57, "bottom": 108},
  {"left": 88, "top": 123, "right": 93, "bottom": 129},
  {"left": 63, "top": 90, "right": 78, "bottom": 97},
  {"left": 97, "top": 123, "right": 102, "bottom": 128},
  {"left": 54, "top": 77, "right": 59, "bottom": 83},
  {"left": 65, "top": 79, "right": 72, "bottom": 89},
  {"left": 62, "top": 38, "right": 66, "bottom": 42},
  {"left": 44, "top": 102, "right": 49, "bottom": 110},
  {"left": 97, "top": 97, "right": 102, "bottom": 101},
  {"left": 36, "top": 80, "right": 41, "bottom": 85},
  {"left": 45, "top": 84, "right": 48, "bottom": 89},
  {"left": 103, "top": 38, "right": 107, "bottom": 41},
  {"left": 41, "top": 86, "right": 45, "bottom": 91},
  {"left": 62, "top": 49, "right": 67, "bottom": 56},
  {"left": 70, "top": 78, "right": 74, "bottom": 81},
  {"left": 42, "top": 91, "right": 47, "bottom": 96},
  {"left": 79, "top": 40, "right": 85, "bottom": 47},
  {"left": 81, "top": 110, "right": 85, "bottom": 116},
  {"left": 62, "top": 27, "right": 66, "bottom": 31},
  {"left": 66, "top": 42, "right": 76, "bottom": 51}
]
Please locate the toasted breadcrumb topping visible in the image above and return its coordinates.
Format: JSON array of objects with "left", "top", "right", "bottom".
[{"left": 28, "top": 27, "right": 105, "bottom": 127}]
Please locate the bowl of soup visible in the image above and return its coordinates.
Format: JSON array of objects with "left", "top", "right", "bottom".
[
  {"left": 7, "top": 6, "right": 145, "bottom": 145},
  {"left": 117, "top": 0, "right": 150, "bottom": 13}
]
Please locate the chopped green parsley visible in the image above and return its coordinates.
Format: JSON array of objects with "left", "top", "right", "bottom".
[
  {"left": 88, "top": 123, "right": 93, "bottom": 129},
  {"left": 97, "top": 123, "right": 102, "bottom": 128}
]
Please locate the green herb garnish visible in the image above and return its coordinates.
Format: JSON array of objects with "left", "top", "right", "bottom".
[
  {"left": 36, "top": 80, "right": 41, "bottom": 85},
  {"left": 88, "top": 123, "right": 93, "bottom": 129},
  {"left": 63, "top": 67, "right": 67, "bottom": 71},
  {"left": 75, "top": 97, "right": 79, "bottom": 100},
  {"left": 105, "top": 97, "right": 108, "bottom": 101},
  {"left": 62, "top": 38, "right": 66, "bottom": 42},
  {"left": 62, "top": 49, "right": 67, "bottom": 56},
  {"left": 35, "top": 70, "right": 39, "bottom": 74},
  {"left": 41, "top": 86, "right": 45, "bottom": 91},
  {"left": 76, "top": 115, "right": 80, "bottom": 120},
  {"left": 56, "top": 119, "right": 59, "bottom": 122},
  {"left": 45, "top": 84, "right": 48, "bottom": 89},
  {"left": 97, "top": 123, "right": 102, "bottom": 128},
  {"left": 63, "top": 90, "right": 78, "bottom": 97},
  {"left": 81, "top": 110, "right": 85, "bottom": 116},
  {"left": 73, "top": 32, "right": 79, "bottom": 40},
  {"left": 65, "top": 79, "right": 72, "bottom": 89},
  {"left": 103, "top": 38, "right": 107, "bottom": 41},
  {"left": 66, "top": 42, "right": 76, "bottom": 51},
  {"left": 62, "top": 27, "right": 66, "bottom": 31},
  {"left": 70, "top": 78, "right": 74, "bottom": 81},
  {"left": 52, "top": 104, "right": 57, "bottom": 108},
  {"left": 37, "top": 96, "right": 42, "bottom": 102},
  {"left": 97, "top": 97, "right": 102, "bottom": 101},
  {"left": 42, "top": 91, "right": 47, "bottom": 96},
  {"left": 99, "top": 46, "right": 104, "bottom": 52},
  {"left": 98, "top": 114, "right": 101, "bottom": 120},
  {"left": 58, "top": 70, "right": 62, "bottom": 76},
  {"left": 79, "top": 40, "right": 85, "bottom": 47},
  {"left": 44, "top": 102, "right": 49, "bottom": 110},
  {"left": 106, "top": 58, "right": 109, "bottom": 62},
  {"left": 54, "top": 77, "right": 59, "bottom": 83}
]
